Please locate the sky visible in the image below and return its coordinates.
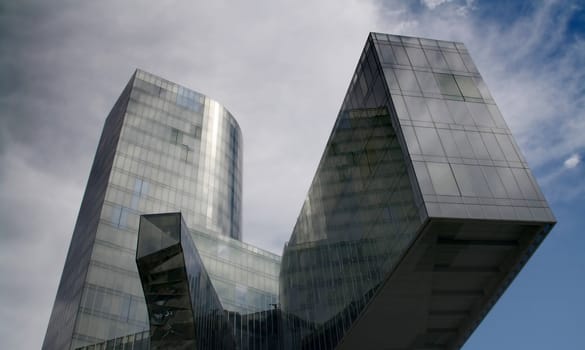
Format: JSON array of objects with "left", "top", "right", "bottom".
[{"left": 0, "top": 0, "right": 583, "bottom": 348}]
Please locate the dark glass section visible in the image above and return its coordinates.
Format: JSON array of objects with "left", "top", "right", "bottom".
[
  {"left": 135, "top": 213, "right": 281, "bottom": 350},
  {"left": 137, "top": 213, "right": 236, "bottom": 349},
  {"left": 279, "top": 37, "right": 426, "bottom": 349}
]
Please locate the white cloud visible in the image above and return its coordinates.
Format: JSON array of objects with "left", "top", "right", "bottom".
[
  {"left": 564, "top": 153, "right": 581, "bottom": 169},
  {"left": 421, "top": 0, "right": 452, "bottom": 10}
]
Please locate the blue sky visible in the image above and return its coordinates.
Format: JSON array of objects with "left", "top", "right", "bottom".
[{"left": 0, "top": 0, "right": 583, "bottom": 348}]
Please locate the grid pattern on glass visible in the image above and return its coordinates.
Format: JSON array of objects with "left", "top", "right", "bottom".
[
  {"left": 135, "top": 213, "right": 282, "bottom": 350},
  {"left": 47, "top": 69, "right": 246, "bottom": 349},
  {"left": 372, "top": 33, "right": 553, "bottom": 223},
  {"left": 280, "top": 38, "right": 426, "bottom": 349},
  {"left": 137, "top": 213, "right": 236, "bottom": 350},
  {"left": 191, "top": 227, "right": 280, "bottom": 314}
]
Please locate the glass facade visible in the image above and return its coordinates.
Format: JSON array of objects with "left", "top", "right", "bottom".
[
  {"left": 137, "top": 213, "right": 281, "bottom": 350},
  {"left": 137, "top": 213, "right": 235, "bottom": 349},
  {"left": 46, "top": 33, "right": 555, "bottom": 350},
  {"left": 279, "top": 33, "right": 555, "bottom": 349},
  {"left": 43, "top": 70, "right": 245, "bottom": 349},
  {"left": 190, "top": 227, "right": 280, "bottom": 314}
]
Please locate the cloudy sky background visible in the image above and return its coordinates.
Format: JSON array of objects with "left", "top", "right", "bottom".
[{"left": 1, "top": 0, "right": 583, "bottom": 348}]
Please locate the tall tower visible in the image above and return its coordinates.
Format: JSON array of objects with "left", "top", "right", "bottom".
[{"left": 42, "top": 69, "right": 243, "bottom": 349}]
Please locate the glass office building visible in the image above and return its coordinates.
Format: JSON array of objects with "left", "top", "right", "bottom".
[
  {"left": 44, "top": 33, "right": 555, "bottom": 350},
  {"left": 279, "top": 32, "right": 554, "bottom": 349},
  {"left": 43, "top": 69, "right": 249, "bottom": 349}
]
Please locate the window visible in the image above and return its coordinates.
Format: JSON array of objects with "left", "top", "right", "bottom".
[
  {"left": 467, "top": 102, "right": 494, "bottom": 126},
  {"left": 427, "top": 162, "right": 460, "bottom": 196},
  {"left": 481, "top": 133, "right": 505, "bottom": 160},
  {"left": 424, "top": 49, "right": 449, "bottom": 70},
  {"left": 390, "top": 95, "right": 409, "bottom": 119},
  {"left": 454, "top": 75, "right": 482, "bottom": 99},
  {"left": 426, "top": 98, "right": 452, "bottom": 123},
  {"left": 170, "top": 127, "right": 182, "bottom": 144},
  {"left": 383, "top": 68, "right": 400, "bottom": 91},
  {"left": 395, "top": 69, "right": 421, "bottom": 94},
  {"left": 435, "top": 73, "right": 461, "bottom": 97},
  {"left": 404, "top": 96, "right": 432, "bottom": 122},
  {"left": 415, "top": 71, "right": 440, "bottom": 94},
  {"left": 190, "top": 124, "right": 202, "bottom": 139},
  {"left": 446, "top": 100, "right": 474, "bottom": 125},
  {"left": 437, "top": 129, "right": 459, "bottom": 157},
  {"left": 467, "top": 132, "right": 490, "bottom": 159},
  {"left": 390, "top": 45, "right": 411, "bottom": 65},
  {"left": 414, "top": 127, "right": 444, "bottom": 156},
  {"left": 452, "top": 164, "right": 492, "bottom": 197},
  {"left": 495, "top": 134, "right": 521, "bottom": 162},
  {"left": 378, "top": 44, "right": 395, "bottom": 64},
  {"left": 405, "top": 47, "right": 429, "bottom": 67},
  {"left": 401, "top": 126, "right": 420, "bottom": 154},
  {"left": 481, "top": 166, "right": 508, "bottom": 198},
  {"left": 442, "top": 51, "right": 467, "bottom": 71}
]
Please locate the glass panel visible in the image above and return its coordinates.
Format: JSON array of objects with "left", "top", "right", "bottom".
[
  {"left": 467, "top": 132, "right": 490, "bottom": 159},
  {"left": 435, "top": 73, "right": 462, "bottom": 97},
  {"left": 424, "top": 49, "right": 449, "bottom": 70},
  {"left": 452, "top": 164, "right": 492, "bottom": 197},
  {"left": 451, "top": 130, "right": 475, "bottom": 158},
  {"left": 437, "top": 129, "right": 460, "bottom": 157},
  {"left": 415, "top": 71, "right": 440, "bottom": 94},
  {"left": 383, "top": 68, "right": 400, "bottom": 91},
  {"left": 426, "top": 98, "right": 452, "bottom": 123},
  {"left": 445, "top": 100, "right": 473, "bottom": 125},
  {"left": 405, "top": 47, "right": 429, "bottom": 67},
  {"left": 467, "top": 102, "right": 495, "bottom": 127},
  {"left": 390, "top": 45, "right": 411, "bottom": 65},
  {"left": 512, "top": 168, "right": 539, "bottom": 200},
  {"left": 442, "top": 51, "right": 467, "bottom": 71},
  {"left": 481, "top": 133, "right": 506, "bottom": 160},
  {"left": 404, "top": 96, "right": 432, "bottom": 122},
  {"left": 481, "top": 166, "right": 509, "bottom": 198},
  {"left": 420, "top": 38, "right": 439, "bottom": 47},
  {"left": 414, "top": 127, "right": 445, "bottom": 156},
  {"left": 395, "top": 69, "right": 421, "bottom": 94},
  {"left": 413, "top": 162, "right": 434, "bottom": 195},
  {"left": 487, "top": 104, "right": 508, "bottom": 128},
  {"left": 378, "top": 43, "right": 395, "bottom": 64},
  {"left": 401, "top": 36, "right": 421, "bottom": 46},
  {"left": 460, "top": 53, "right": 479, "bottom": 73},
  {"left": 473, "top": 77, "right": 493, "bottom": 100},
  {"left": 496, "top": 167, "right": 523, "bottom": 198},
  {"left": 427, "top": 163, "right": 460, "bottom": 196},
  {"left": 391, "top": 95, "right": 409, "bottom": 119},
  {"left": 454, "top": 75, "right": 482, "bottom": 98},
  {"left": 495, "top": 134, "right": 521, "bottom": 162},
  {"left": 402, "top": 126, "right": 421, "bottom": 154}
]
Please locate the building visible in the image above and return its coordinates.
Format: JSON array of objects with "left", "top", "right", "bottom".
[
  {"left": 42, "top": 68, "right": 271, "bottom": 349},
  {"left": 43, "top": 33, "right": 555, "bottom": 350}
]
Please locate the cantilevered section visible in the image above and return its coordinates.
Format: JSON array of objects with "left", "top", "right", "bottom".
[{"left": 280, "top": 33, "right": 555, "bottom": 349}]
